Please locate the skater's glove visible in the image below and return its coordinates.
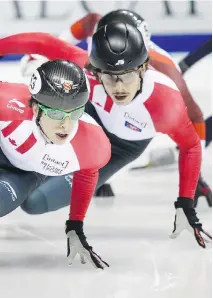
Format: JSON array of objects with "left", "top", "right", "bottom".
[
  {"left": 170, "top": 197, "right": 212, "bottom": 248},
  {"left": 65, "top": 220, "right": 109, "bottom": 269}
]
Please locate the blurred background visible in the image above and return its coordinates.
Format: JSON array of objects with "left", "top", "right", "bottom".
[{"left": 0, "top": 1, "right": 211, "bottom": 54}]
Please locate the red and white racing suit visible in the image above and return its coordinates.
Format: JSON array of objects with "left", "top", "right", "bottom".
[
  {"left": 0, "top": 33, "right": 201, "bottom": 201},
  {"left": 0, "top": 81, "right": 111, "bottom": 218}
]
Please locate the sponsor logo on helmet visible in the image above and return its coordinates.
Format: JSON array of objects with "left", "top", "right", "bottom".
[
  {"left": 137, "top": 21, "right": 150, "bottom": 50},
  {"left": 7, "top": 98, "right": 26, "bottom": 114},
  {"left": 55, "top": 79, "right": 79, "bottom": 93},
  {"left": 63, "top": 80, "right": 72, "bottom": 92},
  {"left": 115, "top": 59, "right": 125, "bottom": 66},
  {"left": 125, "top": 11, "right": 142, "bottom": 27}
]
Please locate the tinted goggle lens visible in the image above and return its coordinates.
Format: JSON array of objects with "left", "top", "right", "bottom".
[
  {"left": 39, "top": 104, "right": 85, "bottom": 121},
  {"left": 101, "top": 70, "right": 139, "bottom": 84},
  {"left": 48, "top": 107, "right": 84, "bottom": 121}
]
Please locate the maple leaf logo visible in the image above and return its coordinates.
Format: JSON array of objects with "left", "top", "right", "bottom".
[{"left": 9, "top": 138, "right": 17, "bottom": 146}]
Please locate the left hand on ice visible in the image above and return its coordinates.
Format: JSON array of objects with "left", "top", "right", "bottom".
[
  {"left": 170, "top": 197, "right": 212, "bottom": 248},
  {"left": 65, "top": 220, "right": 109, "bottom": 269}
]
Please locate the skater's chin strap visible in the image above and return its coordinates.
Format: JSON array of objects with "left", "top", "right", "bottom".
[
  {"left": 135, "top": 76, "right": 143, "bottom": 98},
  {"left": 36, "top": 119, "right": 53, "bottom": 145},
  {"left": 36, "top": 108, "right": 53, "bottom": 144}
]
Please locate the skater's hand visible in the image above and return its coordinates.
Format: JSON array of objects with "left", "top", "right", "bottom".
[
  {"left": 170, "top": 197, "right": 212, "bottom": 248},
  {"left": 194, "top": 176, "right": 212, "bottom": 208},
  {"left": 65, "top": 220, "right": 109, "bottom": 269}
]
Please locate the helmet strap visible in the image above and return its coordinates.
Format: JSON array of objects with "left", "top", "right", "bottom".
[
  {"left": 35, "top": 107, "right": 53, "bottom": 144},
  {"left": 36, "top": 107, "right": 43, "bottom": 123},
  {"left": 131, "top": 76, "right": 143, "bottom": 99},
  {"left": 138, "top": 75, "right": 144, "bottom": 94}
]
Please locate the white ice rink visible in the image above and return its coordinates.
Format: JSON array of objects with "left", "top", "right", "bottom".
[{"left": 0, "top": 54, "right": 212, "bottom": 298}]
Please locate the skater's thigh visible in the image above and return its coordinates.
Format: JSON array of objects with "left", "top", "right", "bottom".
[{"left": 0, "top": 168, "right": 46, "bottom": 217}]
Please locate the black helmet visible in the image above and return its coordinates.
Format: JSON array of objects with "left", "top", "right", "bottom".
[
  {"left": 97, "top": 9, "right": 144, "bottom": 31},
  {"left": 29, "top": 59, "right": 89, "bottom": 110},
  {"left": 89, "top": 22, "right": 149, "bottom": 72},
  {"left": 95, "top": 9, "right": 151, "bottom": 50}
]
